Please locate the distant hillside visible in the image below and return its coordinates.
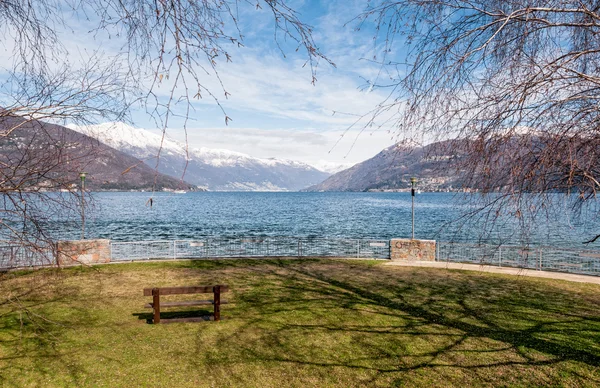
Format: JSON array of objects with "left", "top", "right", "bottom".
[
  {"left": 307, "top": 133, "right": 590, "bottom": 193},
  {"left": 0, "top": 117, "right": 196, "bottom": 191},
  {"left": 305, "top": 142, "right": 463, "bottom": 192},
  {"left": 70, "top": 122, "right": 330, "bottom": 191}
]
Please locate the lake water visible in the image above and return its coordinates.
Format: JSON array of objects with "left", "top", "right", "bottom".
[{"left": 46, "top": 192, "right": 600, "bottom": 249}]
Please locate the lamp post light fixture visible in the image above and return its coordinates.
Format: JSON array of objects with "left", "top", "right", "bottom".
[
  {"left": 79, "top": 172, "right": 87, "bottom": 240},
  {"left": 410, "top": 177, "right": 417, "bottom": 240}
]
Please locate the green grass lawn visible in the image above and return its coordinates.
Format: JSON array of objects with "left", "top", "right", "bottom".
[{"left": 1, "top": 259, "right": 600, "bottom": 387}]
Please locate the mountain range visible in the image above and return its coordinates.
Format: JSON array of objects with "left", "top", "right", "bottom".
[
  {"left": 0, "top": 116, "right": 195, "bottom": 191},
  {"left": 69, "top": 122, "right": 330, "bottom": 191},
  {"left": 3, "top": 117, "right": 468, "bottom": 193},
  {"left": 306, "top": 142, "right": 461, "bottom": 192}
]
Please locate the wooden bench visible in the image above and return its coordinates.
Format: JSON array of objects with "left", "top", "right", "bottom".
[{"left": 143, "top": 285, "right": 229, "bottom": 324}]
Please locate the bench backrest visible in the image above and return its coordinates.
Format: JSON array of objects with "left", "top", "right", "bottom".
[{"left": 143, "top": 285, "right": 229, "bottom": 296}]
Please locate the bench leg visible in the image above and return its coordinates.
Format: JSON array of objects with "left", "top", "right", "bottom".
[
  {"left": 214, "top": 285, "right": 221, "bottom": 321},
  {"left": 152, "top": 288, "right": 161, "bottom": 324}
]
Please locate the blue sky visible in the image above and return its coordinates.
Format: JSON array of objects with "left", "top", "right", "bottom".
[
  {"left": 4, "top": 0, "right": 408, "bottom": 171},
  {"left": 135, "top": 0, "right": 410, "bottom": 170}
]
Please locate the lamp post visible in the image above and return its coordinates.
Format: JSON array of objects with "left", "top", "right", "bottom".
[
  {"left": 79, "top": 172, "right": 87, "bottom": 240},
  {"left": 411, "top": 177, "right": 417, "bottom": 240},
  {"left": 21, "top": 199, "right": 27, "bottom": 234}
]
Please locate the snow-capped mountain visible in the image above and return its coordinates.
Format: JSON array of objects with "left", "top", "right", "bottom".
[
  {"left": 1, "top": 117, "right": 196, "bottom": 192},
  {"left": 68, "top": 122, "right": 330, "bottom": 191}
]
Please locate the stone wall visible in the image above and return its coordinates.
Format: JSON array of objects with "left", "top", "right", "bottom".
[
  {"left": 57, "top": 239, "right": 111, "bottom": 266},
  {"left": 390, "top": 238, "right": 436, "bottom": 261}
]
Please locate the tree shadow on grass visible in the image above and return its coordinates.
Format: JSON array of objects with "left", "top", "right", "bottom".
[
  {"left": 317, "top": 271, "right": 600, "bottom": 364},
  {"left": 0, "top": 264, "right": 161, "bottom": 386},
  {"left": 2, "top": 260, "right": 600, "bottom": 386},
  {"left": 0, "top": 274, "right": 100, "bottom": 387},
  {"left": 196, "top": 261, "right": 600, "bottom": 386}
]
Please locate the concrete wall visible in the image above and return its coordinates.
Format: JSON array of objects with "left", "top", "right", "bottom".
[
  {"left": 57, "top": 239, "right": 111, "bottom": 266},
  {"left": 390, "top": 238, "right": 436, "bottom": 261}
]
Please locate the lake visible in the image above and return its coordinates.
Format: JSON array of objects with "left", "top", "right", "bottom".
[{"left": 43, "top": 191, "right": 600, "bottom": 249}]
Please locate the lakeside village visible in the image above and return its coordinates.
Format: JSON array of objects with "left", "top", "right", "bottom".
[{"left": 39, "top": 180, "right": 473, "bottom": 193}]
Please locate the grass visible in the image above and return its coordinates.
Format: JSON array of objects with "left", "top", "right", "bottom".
[{"left": 1, "top": 258, "right": 600, "bottom": 387}]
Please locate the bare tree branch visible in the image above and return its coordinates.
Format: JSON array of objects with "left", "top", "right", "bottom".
[{"left": 356, "top": 0, "right": 600, "bottom": 242}]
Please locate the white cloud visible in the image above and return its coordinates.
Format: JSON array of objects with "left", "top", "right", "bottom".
[
  {"left": 2, "top": 1, "right": 406, "bottom": 170},
  {"left": 117, "top": 2, "right": 404, "bottom": 168},
  {"left": 155, "top": 125, "right": 396, "bottom": 170}
]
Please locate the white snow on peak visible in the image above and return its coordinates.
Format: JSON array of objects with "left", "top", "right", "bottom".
[
  {"left": 312, "top": 160, "right": 355, "bottom": 174},
  {"left": 67, "top": 122, "right": 187, "bottom": 158},
  {"left": 67, "top": 122, "right": 326, "bottom": 172}
]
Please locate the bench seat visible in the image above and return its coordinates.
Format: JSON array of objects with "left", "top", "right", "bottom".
[{"left": 145, "top": 300, "right": 229, "bottom": 308}]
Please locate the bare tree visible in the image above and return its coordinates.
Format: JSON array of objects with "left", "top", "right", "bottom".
[
  {"left": 0, "top": 1, "right": 329, "bottom": 332},
  {"left": 0, "top": 0, "right": 331, "bottom": 144},
  {"left": 0, "top": 0, "right": 329, "bottom": 269},
  {"left": 354, "top": 0, "right": 600, "bottom": 243},
  {"left": 0, "top": 116, "right": 105, "bottom": 266},
  {"left": 1, "top": 0, "right": 329, "bottom": 131}
]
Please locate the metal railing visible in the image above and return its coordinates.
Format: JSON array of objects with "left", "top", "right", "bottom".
[
  {"left": 436, "top": 242, "right": 600, "bottom": 276},
  {"left": 0, "top": 243, "right": 55, "bottom": 269},
  {"left": 3, "top": 237, "right": 600, "bottom": 278},
  {"left": 109, "top": 237, "right": 391, "bottom": 261}
]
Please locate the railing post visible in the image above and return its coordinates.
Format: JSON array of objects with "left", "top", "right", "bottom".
[
  {"left": 357, "top": 240, "right": 360, "bottom": 258},
  {"left": 298, "top": 239, "right": 302, "bottom": 257},
  {"left": 499, "top": 246, "right": 502, "bottom": 267},
  {"left": 539, "top": 248, "right": 543, "bottom": 270}
]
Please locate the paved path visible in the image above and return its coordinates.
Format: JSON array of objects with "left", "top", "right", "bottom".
[{"left": 384, "top": 260, "right": 600, "bottom": 285}]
